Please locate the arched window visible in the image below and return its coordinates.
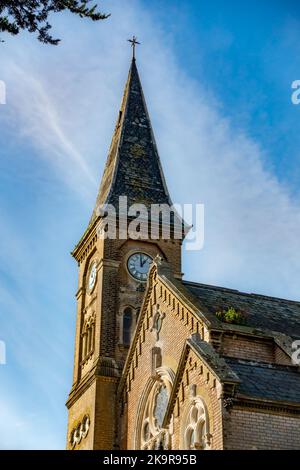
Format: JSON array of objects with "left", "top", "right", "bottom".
[
  {"left": 123, "top": 307, "right": 132, "bottom": 346},
  {"left": 181, "top": 396, "right": 211, "bottom": 450},
  {"left": 136, "top": 367, "right": 174, "bottom": 450},
  {"left": 82, "top": 315, "right": 95, "bottom": 362}
]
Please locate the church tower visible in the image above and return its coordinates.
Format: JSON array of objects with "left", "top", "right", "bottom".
[{"left": 66, "top": 45, "right": 183, "bottom": 450}]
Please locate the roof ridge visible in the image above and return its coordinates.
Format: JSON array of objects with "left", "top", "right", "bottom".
[
  {"left": 224, "top": 356, "right": 299, "bottom": 372},
  {"left": 183, "top": 279, "right": 300, "bottom": 305}
]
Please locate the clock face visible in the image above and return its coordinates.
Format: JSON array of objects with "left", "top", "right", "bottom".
[
  {"left": 88, "top": 262, "right": 97, "bottom": 291},
  {"left": 127, "top": 252, "right": 152, "bottom": 281}
]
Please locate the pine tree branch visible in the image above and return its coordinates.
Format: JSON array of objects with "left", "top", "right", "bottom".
[{"left": 0, "top": 1, "right": 110, "bottom": 44}]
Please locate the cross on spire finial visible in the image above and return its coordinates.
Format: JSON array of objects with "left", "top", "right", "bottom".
[{"left": 128, "top": 35, "right": 140, "bottom": 60}]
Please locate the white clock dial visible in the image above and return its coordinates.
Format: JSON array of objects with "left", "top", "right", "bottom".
[
  {"left": 127, "top": 252, "right": 152, "bottom": 281},
  {"left": 88, "top": 262, "right": 97, "bottom": 291}
]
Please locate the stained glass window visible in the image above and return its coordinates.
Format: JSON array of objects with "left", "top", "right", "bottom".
[{"left": 153, "top": 384, "right": 168, "bottom": 428}]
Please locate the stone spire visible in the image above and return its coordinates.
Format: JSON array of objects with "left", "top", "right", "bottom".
[{"left": 90, "top": 57, "right": 172, "bottom": 222}]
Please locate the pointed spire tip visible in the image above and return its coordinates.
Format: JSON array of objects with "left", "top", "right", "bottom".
[{"left": 128, "top": 35, "right": 140, "bottom": 60}]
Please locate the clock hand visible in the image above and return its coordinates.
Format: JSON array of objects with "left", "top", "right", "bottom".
[{"left": 140, "top": 254, "right": 143, "bottom": 268}]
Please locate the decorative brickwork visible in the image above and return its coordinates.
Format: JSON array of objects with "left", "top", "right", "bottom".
[{"left": 66, "top": 55, "right": 300, "bottom": 450}]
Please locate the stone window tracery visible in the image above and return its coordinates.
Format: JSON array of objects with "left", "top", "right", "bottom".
[
  {"left": 182, "top": 396, "right": 211, "bottom": 450},
  {"left": 69, "top": 415, "right": 90, "bottom": 449},
  {"left": 137, "top": 368, "right": 174, "bottom": 450}
]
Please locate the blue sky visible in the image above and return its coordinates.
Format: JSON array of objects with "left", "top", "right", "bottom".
[{"left": 0, "top": 0, "right": 300, "bottom": 449}]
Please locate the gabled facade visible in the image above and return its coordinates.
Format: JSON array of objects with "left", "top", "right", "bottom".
[
  {"left": 118, "top": 259, "right": 300, "bottom": 450},
  {"left": 66, "top": 52, "right": 300, "bottom": 450}
]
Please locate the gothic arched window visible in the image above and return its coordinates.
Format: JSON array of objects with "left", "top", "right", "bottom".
[
  {"left": 136, "top": 367, "right": 174, "bottom": 450},
  {"left": 123, "top": 307, "right": 132, "bottom": 346},
  {"left": 82, "top": 315, "right": 95, "bottom": 362},
  {"left": 181, "top": 397, "right": 211, "bottom": 450}
]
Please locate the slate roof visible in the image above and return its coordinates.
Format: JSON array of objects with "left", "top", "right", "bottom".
[
  {"left": 91, "top": 58, "right": 172, "bottom": 223},
  {"left": 183, "top": 281, "right": 300, "bottom": 338},
  {"left": 188, "top": 335, "right": 240, "bottom": 383},
  {"left": 225, "top": 357, "right": 300, "bottom": 404}
]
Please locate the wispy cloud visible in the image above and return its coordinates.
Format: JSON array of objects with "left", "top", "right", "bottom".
[
  {"left": 0, "top": 0, "right": 299, "bottom": 449},
  {"left": 2, "top": 61, "right": 97, "bottom": 202},
  {"left": 0, "top": 392, "right": 63, "bottom": 449}
]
